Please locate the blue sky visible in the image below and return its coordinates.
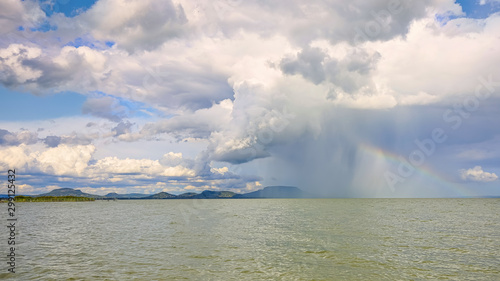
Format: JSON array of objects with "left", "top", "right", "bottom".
[
  {"left": 456, "top": 0, "right": 500, "bottom": 18},
  {"left": 0, "top": 87, "right": 86, "bottom": 120},
  {"left": 1, "top": 0, "right": 499, "bottom": 197},
  {"left": 39, "top": 0, "right": 98, "bottom": 17}
]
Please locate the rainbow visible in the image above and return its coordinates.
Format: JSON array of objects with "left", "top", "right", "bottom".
[{"left": 358, "top": 142, "right": 472, "bottom": 197}]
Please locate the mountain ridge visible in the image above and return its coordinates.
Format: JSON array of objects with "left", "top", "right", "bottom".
[
  {"left": 36, "top": 188, "right": 104, "bottom": 198},
  {"left": 36, "top": 186, "right": 309, "bottom": 199}
]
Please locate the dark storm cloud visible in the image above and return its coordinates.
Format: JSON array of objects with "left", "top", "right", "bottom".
[
  {"left": 280, "top": 46, "right": 327, "bottom": 84},
  {"left": 280, "top": 46, "right": 380, "bottom": 92}
]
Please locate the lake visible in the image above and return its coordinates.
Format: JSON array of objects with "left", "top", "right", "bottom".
[{"left": 1, "top": 199, "right": 499, "bottom": 280}]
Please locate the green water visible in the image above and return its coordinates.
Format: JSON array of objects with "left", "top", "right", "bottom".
[{"left": 1, "top": 199, "right": 499, "bottom": 280}]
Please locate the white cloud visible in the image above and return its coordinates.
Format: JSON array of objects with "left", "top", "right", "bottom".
[
  {"left": 370, "top": 15, "right": 500, "bottom": 104},
  {"left": 211, "top": 166, "right": 228, "bottom": 174},
  {"left": 89, "top": 155, "right": 196, "bottom": 177},
  {"left": 0, "top": 143, "right": 260, "bottom": 194},
  {"left": 36, "top": 145, "right": 95, "bottom": 176},
  {"left": 479, "top": 0, "right": 500, "bottom": 5},
  {"left": 160, "top": 152, "right": 185, "bottom": 166},
  {"left": 0, "top": 44, "right": 110, "bottom": 94},
  {"left": 0, "top": 144, "right": 95, "bottom": 177},
  {"left": 178, "top": 0, "right": 447, "bottom": 44},
  {"left": 0, "top": 144, "right": 199, "bottom": 178},
  {"left": 2, "top": 0, "right": 497, "bottom": 111},
  {"left": 0, "top": 144, "right": 34, "bottom": 170},
  {"left": 0, "top": 44, "right": 43, "bottom": 85},
  {"left": 0, "top": 0, "right": 46, "bottom": 35},
  {"left": 81, "top": 0, "right": 188, "bottom": 52},
  {"left": 0, "top": 129, "right": 38, "bottom": 146},
  {"left": 460, "top": 166, "right": 498, "bottom": 182}
]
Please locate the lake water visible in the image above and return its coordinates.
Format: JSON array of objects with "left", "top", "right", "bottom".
[{"left": 1, "top": 199, "right": 499, "bottom": 280}]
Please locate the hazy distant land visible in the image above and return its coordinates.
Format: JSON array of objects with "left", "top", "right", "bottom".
[
  {"left": 2, "top": 186, "right": 498, "bottom": 202},
  {"left": 1, "top": 186, "right": 312, "bottom": 202},
  {"left": 11, "top": 196, "right": 95, "bottom": 202}
]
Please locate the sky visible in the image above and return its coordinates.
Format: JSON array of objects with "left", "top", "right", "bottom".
[{"left": 0, "top": 0, "right": 499, "bottom": 197}]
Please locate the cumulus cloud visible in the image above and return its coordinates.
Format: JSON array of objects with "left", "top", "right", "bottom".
[
  {"left": 0, "top": 144, "right": 195, "bottom": 178},
  {"left": 1, "top": 0, "right": 470, "bottom": 112},
  {"left": 36, "top": 145, "right": 95, "bottom": 176},
  {"left": 211, "top": 166, "right": 228, "bottom": 174},
  {"left": 81, "top": 0, "right": 188, "bottom": 52},
  {"left": 0, "top": 44, "right": 43, "bottom": 86},
  {"left": 0, "top": 0, "right": 489, "bottom": 110},
  {"left": 160, "top": 152, "right": 189, "bottom": 167},
  {"left": 0, "top": 144, "right": 95, "bottom": 176},
  {"left": 178, "top": 0, "right": 450, "bottom": 45},
  {"left": 198, "top": 82, "right": 300, "bottom": 164},
  {"left": 0, "top": 44, "right": 233, "bottom": 112},
  {"left": 0, "top": 144, "right": 33, "bottom": 170},
  {"left": 0, "top": 44, "right": 110, "bottom": 93},
  {"left": 279, "top": 46, "right": 380, "bottom": 92},
  {"left": 0, "top": 129, "right": 38, "bottom": 146},
  {"left": 371, "top": 16, "right": 500, "bottom": 102},
  {"left": 0, "top": 142, "right": 259, "bottom": 193},
  {"left": 90, "top": 156, "right": 195, "bottom": 177},
  {"left": 460, "top": 166, "right": 498, "bottom": 182},
  {"left": 0, "top": 0, "right": 46, "bottom": 36}
]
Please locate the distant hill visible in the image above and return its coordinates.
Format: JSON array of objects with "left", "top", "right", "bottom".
[
  {"left": 105, "top": 192, "right": 150, "bottom": 199},
  {"left": 176, "top": 192, "right": 198, "bottom": 199},
  {"left": 144, "top": 192, "right": 176, "bottom": 199},
  {"left": 37, "top": 188, "right": 103, "bottom": 198},
  {"left": 33, "top": 186, "right": 310, "bottom": 200},
  {"left": 192, "top": 190, "right": 236, "bottom": 199},
  {"left": 10, "top": 188, "right": 500, "bottom": 200},
  {"left": 233, "top": 186, "right": 308, "bottom": 198},
  {"left": 15, "top": 195, "right": 95, "bottom": 202}
]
